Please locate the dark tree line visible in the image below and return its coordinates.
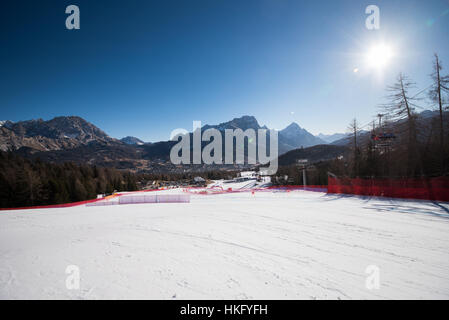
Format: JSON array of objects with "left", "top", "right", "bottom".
[
  {"left": 0, "top": 150, "right": 240, "bottom": 207},
  {"left": 0, "top": 151, "right": 139, "bottom": 208}
]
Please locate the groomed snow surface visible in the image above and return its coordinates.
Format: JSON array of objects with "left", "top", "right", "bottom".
[{"left": 1, "top": 187, "right": 449, "bottom": 300}]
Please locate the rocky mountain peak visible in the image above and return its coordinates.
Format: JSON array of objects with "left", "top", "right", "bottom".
[{"left": 0, "top": 116, "right": 116, "bottom": 152}]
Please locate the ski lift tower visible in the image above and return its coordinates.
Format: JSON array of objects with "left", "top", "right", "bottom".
[{"left": 297, "top": 159, "right": 308, "bottom": 189}]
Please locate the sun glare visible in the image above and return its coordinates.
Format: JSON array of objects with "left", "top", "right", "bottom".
[{"left": 366, "top": 44, "right": 394, "bottom": 70}]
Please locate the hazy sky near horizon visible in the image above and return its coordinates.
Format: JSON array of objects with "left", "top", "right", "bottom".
[{"left": 1, "top": 0, "right": 449, "bottom": 141}]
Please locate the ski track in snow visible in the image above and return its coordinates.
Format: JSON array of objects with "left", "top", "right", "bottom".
[{"left": 1, "top": 189, "right": 449, "bottom": 300}]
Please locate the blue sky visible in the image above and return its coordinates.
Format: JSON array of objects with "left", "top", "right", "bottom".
[{"left": 1, "top": 0, "right": 448, "bottom": 141}]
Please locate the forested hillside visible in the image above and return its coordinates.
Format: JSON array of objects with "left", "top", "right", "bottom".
[{"left": 0, "top": 151, "right": 139, "bottom": 208}]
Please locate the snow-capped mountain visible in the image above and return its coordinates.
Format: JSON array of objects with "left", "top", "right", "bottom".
[
  {"left": 201, "top": 116, "right": 325, "bottom": 155},
  {"left": 202, "top": 115, "right": 267, "bottom": 132},
  {"left": 0, "top": 120, "right": 14, "bottom": 129},
  {"left": 121, "top": 136, "right": 145, "bottom": 145},
  {"left": 279, "top": 122, "right": 326, "bottom": 151}
]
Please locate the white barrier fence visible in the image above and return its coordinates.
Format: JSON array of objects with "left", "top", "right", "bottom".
[
  {"left": 120, "top": 194, "right": 190, "bottom": 204},
  {"left": 86, "top": 194, "right": 190, "bottom": 207}
]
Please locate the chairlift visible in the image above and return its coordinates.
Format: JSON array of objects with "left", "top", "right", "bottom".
[{"left": 371, "top": 133, "right": 396, "bottom": 141}]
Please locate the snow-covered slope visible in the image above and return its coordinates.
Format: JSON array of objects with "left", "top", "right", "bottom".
[{"left": 1, "top": 190, "right": 448, "bottom": 299}]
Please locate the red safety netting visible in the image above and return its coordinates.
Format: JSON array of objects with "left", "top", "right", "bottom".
[
  {"left": 0, "top": 198, "right": 104, "bottom": 211},
  {"left": 328, "top": 176, "right": 449, "bottom": 202}
]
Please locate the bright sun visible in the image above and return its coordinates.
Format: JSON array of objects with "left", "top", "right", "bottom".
[{"left": 366, "top": 44, "right": 394, "bottom": 70}]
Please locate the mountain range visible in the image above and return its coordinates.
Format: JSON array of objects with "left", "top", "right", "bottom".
[
  {"left": 0, "top": 115, "right": 336, "bottom": 172},
  {"left": 202, "top": 116, "right": 326, "bottom": 155},
  {"left": 0, "top": 115, "right": 327, "bottom": 153},
  {"left": 1, "top": 115, "right": 381, "bottom": 173},
  {"left": 0, "top": 110, "right": 443, "bottom": 173}
]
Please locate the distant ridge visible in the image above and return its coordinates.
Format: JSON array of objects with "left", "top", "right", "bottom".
[{"left": 317, "top": 133, "right": 348, "bottom": 144}]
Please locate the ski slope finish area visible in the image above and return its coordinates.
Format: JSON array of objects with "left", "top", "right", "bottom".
[{"left": 1, "top": 190, "right": 449, "bottom": 299}]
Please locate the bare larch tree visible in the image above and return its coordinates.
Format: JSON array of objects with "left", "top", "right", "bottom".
[
  {"left": 429, "top": 54, "right": 449, "bottom": 173},
  {"left": 347, "top": 118, "right": 361, "bottom": 177},
  {"left": 382, "top": 73, "right": 421, "bottom": 176}
]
